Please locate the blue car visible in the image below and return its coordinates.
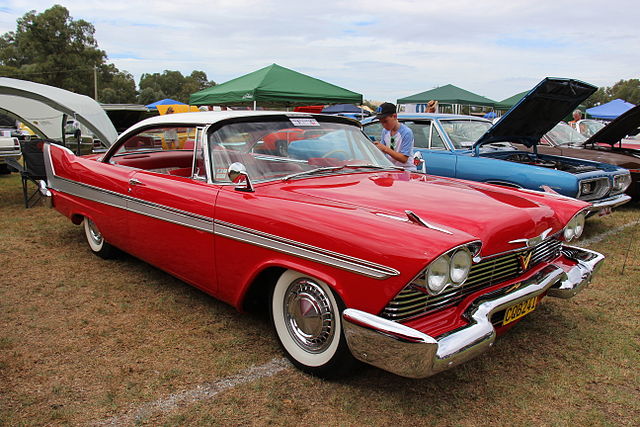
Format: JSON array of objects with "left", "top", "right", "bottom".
[{"left": 362, "top": 78, "right": 632, "bottom": 213}]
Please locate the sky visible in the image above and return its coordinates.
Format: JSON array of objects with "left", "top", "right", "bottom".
[{"left": 0, "top": 0, "right": 638, "bottom": 103}]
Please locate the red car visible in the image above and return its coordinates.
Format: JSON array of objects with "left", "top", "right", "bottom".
[{"left": 41, "top": 111, "right": 604, "bottom": 378}]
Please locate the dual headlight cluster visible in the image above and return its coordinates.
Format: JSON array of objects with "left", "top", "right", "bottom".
[
  {"left": 421, "top": 244, "right": 478, "bottom": 295},
  {"left": 612, "top": 173, "right": 632, "bottom": 194},
  {"left": 563, "top": 210, "right": 586, "bottom": 242}
]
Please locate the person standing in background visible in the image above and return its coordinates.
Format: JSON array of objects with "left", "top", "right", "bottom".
[{"left": 374, "top": 102, "right": 416, "bottom": 171}]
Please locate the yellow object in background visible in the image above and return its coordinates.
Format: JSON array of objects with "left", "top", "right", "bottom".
[{"left": 157, "top": 105, "right": 200, "bottom": 115}]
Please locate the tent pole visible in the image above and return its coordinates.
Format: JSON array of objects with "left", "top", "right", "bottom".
[{"left": 253, "top": 101, "right": 256, "bottom": 111}]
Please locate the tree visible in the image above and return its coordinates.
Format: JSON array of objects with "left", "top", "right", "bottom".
[
  {"left": 138, "top": 70, "right": 215, "bottom": 104},
  {"left": 584, "top": 79, "right": 640, "bottom": 108},
  {"left": 0, "top": 5, "right": 137, "bottom": 102}
]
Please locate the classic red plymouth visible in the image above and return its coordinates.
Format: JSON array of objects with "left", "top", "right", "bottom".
[{"left": 42, "top": 111, "right": 604, "bottom": 378}]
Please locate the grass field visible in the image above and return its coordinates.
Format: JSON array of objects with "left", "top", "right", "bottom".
[{"left": 1, "top": 172, "right": 639, "bottom": 426}]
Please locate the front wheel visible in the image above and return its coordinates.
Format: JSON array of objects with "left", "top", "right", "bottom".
[
  {"left": 271, "top": 270, "right": 356, "bottom": 378},
  {"left": 83, "top": 217, "right": 117, "bottom": 259}
]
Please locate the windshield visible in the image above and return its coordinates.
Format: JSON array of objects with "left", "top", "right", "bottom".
[
  {"left": 546, "top": 122, "right": 587, "bottom": 146},
  {"left": 439, "top": 119, "right": 492, "bottom": 148},
  {"left": 208, "top": 117, "right": 394, "bottom": 182},
  {"left": 577, "top": 120, "right": 605, "bottom": 137}
]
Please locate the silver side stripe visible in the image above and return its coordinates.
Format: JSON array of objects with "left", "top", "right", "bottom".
[
  {"left": 44, "top": 143, "right": 399, "bottom": 280},
  {"left": 214, "top": 220, "right": 400, "bottom": 279}
]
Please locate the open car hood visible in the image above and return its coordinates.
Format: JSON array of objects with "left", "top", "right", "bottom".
[
  {"left": 474, "top": 78, "right": 596, "bottom": 149},
  {"left": 584, "top": 104, "right": 640, "bottom": 146},
  {"left": 0, "top": 77, "right": 118, "bottom": 145}
]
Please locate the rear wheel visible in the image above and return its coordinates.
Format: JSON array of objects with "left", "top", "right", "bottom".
[
  {"left": 83, "top": 217, "right": 117, "bottom": 259},
  {"left": 271, "top": 270, "right": 356, "bottom": 378}
]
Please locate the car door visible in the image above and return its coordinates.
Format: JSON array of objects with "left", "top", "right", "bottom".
[{"left": 115, "top": 126, "right": 220, "bottom": 292}]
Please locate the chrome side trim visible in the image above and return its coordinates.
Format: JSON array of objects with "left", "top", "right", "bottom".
[
  {"left": 214, "top": 220, "right": 400, "bottom": 280},
  {"left": 343, "top": 245, "right": 604, "bottom": 378}
]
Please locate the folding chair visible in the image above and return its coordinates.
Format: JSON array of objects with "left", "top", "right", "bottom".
[{"left": 6, "top": 139, "right": 54, "bottom": 208}]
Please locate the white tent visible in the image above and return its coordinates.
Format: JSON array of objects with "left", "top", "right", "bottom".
[{"left": 0, "top": 77, "right": 118, "bottom": 146}]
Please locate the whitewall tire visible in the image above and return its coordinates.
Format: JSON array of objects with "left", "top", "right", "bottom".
[
  {"left": 83, "top": 217, "right": 117, "bottom": 259},
  {"left": 271, "top": 270, "right": 355, "bottom": 378}
]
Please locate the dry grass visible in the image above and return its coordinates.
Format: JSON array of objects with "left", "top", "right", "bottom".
[{"left": 0, "top": 173, "right": 639, "bottom": 426}]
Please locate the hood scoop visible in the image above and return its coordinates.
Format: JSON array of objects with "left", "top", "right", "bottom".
[{"left": 405, "top": 210, "right": 453, "bottom": 235}]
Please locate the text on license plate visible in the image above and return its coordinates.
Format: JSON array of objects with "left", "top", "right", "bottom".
[{"left": 503, "top": 296, "right": 538, "bottom": 326}]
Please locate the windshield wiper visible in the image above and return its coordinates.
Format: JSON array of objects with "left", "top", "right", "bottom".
[
  {"left": 281, "top": 164, "right": 401, "bottom": 181},
  {"left": 281, "top": 166, "right": 345, "bottom": 181}
]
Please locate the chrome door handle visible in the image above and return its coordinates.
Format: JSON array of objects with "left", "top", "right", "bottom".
[{"left": 129, "top": 178, "right": 143, "bottom": 186}]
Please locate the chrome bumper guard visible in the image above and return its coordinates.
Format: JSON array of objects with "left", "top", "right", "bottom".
[
  {"left": 587, "top": 193, "right": 631, "bottom": 212},
  {"left": 38, "top": 179, "right": 53, "bottom": 208},
  {"left": 342, "top": 245, "right": 604, "bottom": 379}
]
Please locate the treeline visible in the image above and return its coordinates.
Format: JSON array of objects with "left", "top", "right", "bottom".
[{"left": 0, "top": 5, "right": 214, "bottom": 104}]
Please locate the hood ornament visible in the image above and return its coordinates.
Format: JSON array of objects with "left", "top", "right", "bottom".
[
  {"left": 405, "top": 210, "right": 453, "bottom": 235},
  {"left": 508, "top": 228, "right": 553, "bottom": 248}
]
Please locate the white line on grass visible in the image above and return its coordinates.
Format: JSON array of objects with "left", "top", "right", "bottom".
[
  {"left": 96, "top": 357, "right": 291, "bottom": 426},
  {"left": 577, "top": 220, "right": 639, "bottom": 247}
]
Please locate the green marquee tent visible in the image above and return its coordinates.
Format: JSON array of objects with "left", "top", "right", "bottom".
[
  {"left": 189, "top": 63, "right": 362, "bottom": 107},
  {"left": 495, "top": 91, "right": 528, "bottom": 110},
  {"left": 397, "top": 84, "right": 496, "bottom": 107}
]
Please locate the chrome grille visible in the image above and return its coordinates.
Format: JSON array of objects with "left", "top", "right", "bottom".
[{"left": 381, "top": 238, "right": 562, "bottom": 321}]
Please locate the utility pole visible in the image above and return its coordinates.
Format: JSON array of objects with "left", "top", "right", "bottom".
[{"left": 94, "top": 66, "right": 98, "bottom": 100}]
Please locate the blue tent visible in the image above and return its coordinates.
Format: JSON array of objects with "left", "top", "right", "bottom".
[
  {"left": 483, "top": 111, "right": 497, "bottom": 119},
  {"left": 586, "top": 99, "right": 635, "bottom": 120},
  {"left": 145, "top": 98, "right": 186, "bottom": 110}
]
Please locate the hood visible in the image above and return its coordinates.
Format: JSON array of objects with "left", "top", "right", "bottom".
[
  {"left": 280, "top": 172, "right": 584, "bottom": 257},
  {"left": 474, "top": 78, "right": 596, "bottom": 149},
  {"left": 585, "top": 104, "right": 640, "bottom": 146},
  {"left": 0, "top": 77, "right": 118, "bottom": 145}
]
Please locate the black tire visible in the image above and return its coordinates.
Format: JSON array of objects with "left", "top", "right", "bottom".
[
  {"left": 270, "top": 270, "right": 357, "bottom": 379},
  {"left": 83, "top": 217, "right": 118, "bottom": 259},
  {"left": 0, "top": 164, "right": 10, "bottom": 175}
]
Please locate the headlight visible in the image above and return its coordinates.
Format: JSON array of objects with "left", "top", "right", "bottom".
[
  {"left": 427, "top": 255, "right": 450, "bottom": 294},
  {"left": 612, "top": 173, "right": 631, "bottom": 194},
  {"left": 579, "top": 180, "right": 596, "bottom": 197},
  {"left": 564, "top": 211, "right": 586, "bottom": 242},
  {"left": 424, "top": 244, "right": 477, "bottom": 295},
  {"left": 450, "top": 249, "right": 472, "bottom": 285}
]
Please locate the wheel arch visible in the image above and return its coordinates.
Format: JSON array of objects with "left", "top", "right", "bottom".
[{"left": 239, "top": 261, "right": 345, "bottom": 313}]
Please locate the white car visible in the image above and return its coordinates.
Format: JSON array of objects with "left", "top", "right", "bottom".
[{"left": 0, "top": 130, "right": 21, "bottom": 174}]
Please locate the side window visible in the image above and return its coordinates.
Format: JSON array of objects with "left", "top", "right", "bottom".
[
  {"left": 403, "top": 121, "right": 430, "bottom": 149},
  {"left": 111, "top": 126, "right": 199, "bottom": 178},
  {"left": 363, "top": 122, "right": 382, "bottom": 141},
  {"left": 430, "top": 125, "right": 446, "bottom": 149}
]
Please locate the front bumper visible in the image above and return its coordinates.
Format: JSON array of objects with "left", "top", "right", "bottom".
[
  {"left": 587, "top": 193, "right": 631, "bottom": 213},
  {"left": 342, "top": 245, "right": 604, "bottom": 378}
]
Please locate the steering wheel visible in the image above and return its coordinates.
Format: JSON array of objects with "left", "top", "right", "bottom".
[{"left": 322, "top": 149, "right": 349, "bottom": 159}]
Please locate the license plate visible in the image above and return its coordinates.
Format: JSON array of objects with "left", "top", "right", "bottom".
[{"left": 503, "top": 296, "right": 538, "bottom": 326}]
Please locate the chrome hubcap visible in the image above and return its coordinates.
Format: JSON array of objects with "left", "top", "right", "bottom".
[
  {"left": 87, "top": 219, "right": 103, "bottom": 245},
  {"left": 284, "top": 278, "right": 335, "bottom": 353}
]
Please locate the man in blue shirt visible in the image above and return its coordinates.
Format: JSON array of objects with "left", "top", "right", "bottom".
[{"left": 374, "top": 102, "right": 416, "bottom": 171}]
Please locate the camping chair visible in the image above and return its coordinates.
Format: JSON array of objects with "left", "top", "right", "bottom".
[{"left": 6, "top": 139, "right": 55, "bottom": 208}]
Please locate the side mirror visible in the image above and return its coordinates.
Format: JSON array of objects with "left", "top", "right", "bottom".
[
  {"left": 227, "top": 162, "right": 254, "bottom": 192},
  {"left": 413, "top": 151, "right": 426, "bottom": 173}
]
